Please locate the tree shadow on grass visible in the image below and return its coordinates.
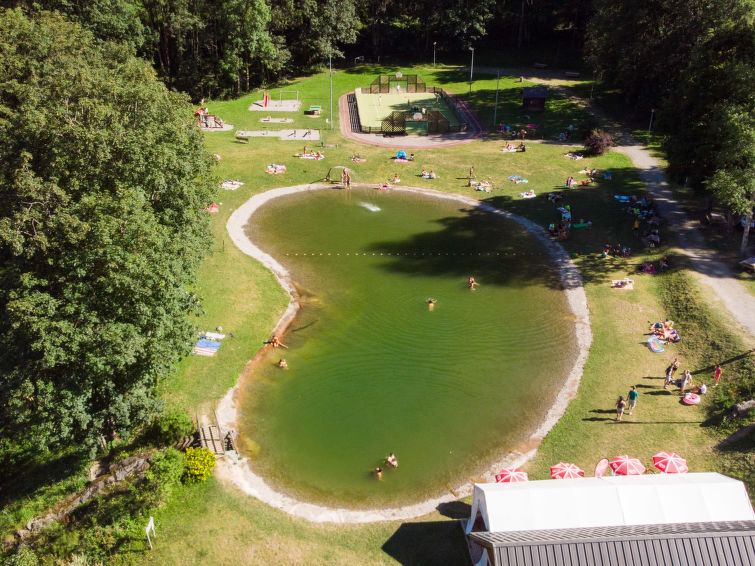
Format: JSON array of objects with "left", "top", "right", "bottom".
[
  {"left": 382, "top": 521, "right": 472, "bottom": 566},
  {"left": 0, "top": 449, "right": 88, "bottom": 508}
]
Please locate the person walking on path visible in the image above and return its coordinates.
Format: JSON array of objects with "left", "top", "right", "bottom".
[
  {"left": 616, "top": 395, "right": 627, "bottom": 421},
  {"left": 627, "top": 386, "right": 639, "bottom": 415},
  {"left": 714, "top": 364, "right": 722, "bottom": 387}
]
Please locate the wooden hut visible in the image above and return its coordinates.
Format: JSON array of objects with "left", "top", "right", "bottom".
[{"left": 522, "top": 86, "right": 548, "bottom": 111}]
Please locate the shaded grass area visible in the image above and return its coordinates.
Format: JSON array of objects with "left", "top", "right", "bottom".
[{"left": 3, "top": 65, "right": 751, "bottom": 565}]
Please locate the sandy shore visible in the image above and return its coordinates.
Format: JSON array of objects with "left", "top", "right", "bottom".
[{"left": 219, "top": 182, "right": 592, "bottom": 523}]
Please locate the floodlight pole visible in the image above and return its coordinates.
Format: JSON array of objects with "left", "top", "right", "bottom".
[
  {"left": 468, "top": 47, "right": 475, "bottom": 97},
  {"left": 329, "top": 54, "right": 333, "bottom": 130},
  {"left": 433, "top": 41, "right": 437, "bottom": 68},
  {"left": 493, "top": 70, "right": 500, "bottom": 128}
]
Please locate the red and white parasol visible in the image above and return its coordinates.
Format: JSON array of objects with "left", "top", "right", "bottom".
[
  {"left": 609, "top": 455, "right": 646, "bottom": 476},
  {"left": 495, "top": 468, "right": 529, "bottom": 483},
  {"left": 652, "top": 452, "right": 688, "bottom": 474},
  {"left": 550, "top": 462, "right": 585, "bottom": 480}
]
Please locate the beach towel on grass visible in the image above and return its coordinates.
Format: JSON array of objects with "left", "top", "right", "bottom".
[{"left": 193, "top": 339, "right": 222, "bottom": 357}]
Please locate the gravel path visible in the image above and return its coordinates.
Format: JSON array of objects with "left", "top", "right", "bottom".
[{"left": 473, "top": 65, "right": 755, "bottom": 341}]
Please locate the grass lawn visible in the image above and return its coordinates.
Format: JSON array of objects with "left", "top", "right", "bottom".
[{"left": 4, "top": 64, "right": 753, "bottom": 565}]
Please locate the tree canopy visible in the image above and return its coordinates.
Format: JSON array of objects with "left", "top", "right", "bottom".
[{"left": 0, "top": 8, "right": 216, "bottom": 453}]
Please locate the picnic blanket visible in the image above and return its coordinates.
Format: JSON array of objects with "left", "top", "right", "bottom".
[
  {"left": 193, "top": 339, "right": 222, "bottom": 357},
  {"left": 266, "top": 164, "right": 286, "bottom": 174},
  {"left": 204, "top": 332, "right": 225, "bottom": 340},
  {"left": 611, "top": 279, "right": 634, "bottom": 290},
  {"left": 394, "top": 158, "right": 408, "bottom": 163},
  {"left": 205, "top": 203, "right": 220, "bottom": 213},
  {"left": 299, "top": 154, "right": 324, "bottom": 160},
  {"left": 221, "top": 180, "right": 243, "bottom": 190},
  {"left": 519, "top": 191, "right": 536, "bottom": 199}
]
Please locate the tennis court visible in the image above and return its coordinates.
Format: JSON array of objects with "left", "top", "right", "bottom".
[{"left": 354, "top": 91, "right": 461, "bottom": 132}]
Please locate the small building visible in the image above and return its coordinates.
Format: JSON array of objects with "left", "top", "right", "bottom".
[
  {"left": 522, "top": 86, "right": 548, "bottom": 111},
  {"left": 464, "top": 473, "right": 755, "bottom": 566}
]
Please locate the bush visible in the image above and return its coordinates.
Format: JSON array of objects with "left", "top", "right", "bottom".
[
  {"left": 147, "top": 409, "right": 195, "bottom": 446},
  {"left": 584, "top": 129, "right": 616, "bottom": 156},
  {"left": 183, "top": 447, "right": 216, "bottom": 484},
  {"left": 4, "top": 546, "right": 38, "bottom": 566}
]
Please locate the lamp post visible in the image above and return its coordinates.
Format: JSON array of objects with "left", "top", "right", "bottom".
[
  {"left": 433, "top": 41, "right": 437, "bottom": 68},
  {"left": 329, "top": 54, "right": 333, "bottom": 130},
  {"left": 648, "top": 108, "right": 655, "bottom": 135},
  {"left": 468, "top": 46, "right": 474, "bottom": 97}
]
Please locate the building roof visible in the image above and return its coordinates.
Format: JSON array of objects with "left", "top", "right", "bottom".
[
  {"left": 470, "top": 520, "right": 755, "bottom": 566},
  {"left": 522, "top": 86, "right": 548, "bottom": 99},
  {"left": 467, "top": 473, "right": 755, "bottom": 535}
]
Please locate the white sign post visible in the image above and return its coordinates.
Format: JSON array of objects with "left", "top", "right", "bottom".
[{"left": 146, "top": 516, "right": 156, "bottom": 550}]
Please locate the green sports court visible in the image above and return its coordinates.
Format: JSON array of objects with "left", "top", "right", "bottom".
[{"left": 354, "top": 91, "right": 462, "bottom": 134}]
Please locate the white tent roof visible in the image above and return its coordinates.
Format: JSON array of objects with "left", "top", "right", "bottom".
[{"left": 466, "top": 473, "right": 755, "bottom": 535}]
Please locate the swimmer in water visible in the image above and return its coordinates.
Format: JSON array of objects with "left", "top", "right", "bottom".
[
  {"left": 277, "top": 359, "right": 288, "bottom": 368},
  {"left": 386, "top": 453, "right": 398, "bottom": 468},
  {"left": 468, "top": 276, "right": 479, "bottom": 290},
  {"left": 375, "top": 467, "right": 383, "bottom": 480},
  {"left": 427, "top": 298, "right": 437, "bottom": 311}
]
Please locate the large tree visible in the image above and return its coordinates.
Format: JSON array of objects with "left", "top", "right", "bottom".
[{"left": 0, "top": 9, "right": 216, "bottom": 453}]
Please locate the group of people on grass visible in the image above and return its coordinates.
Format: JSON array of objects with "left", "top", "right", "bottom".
[{"left": 616, "top": 359, "right": 721, "bottom": 420}]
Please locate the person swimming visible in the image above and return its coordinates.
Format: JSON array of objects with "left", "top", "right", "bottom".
[
  {"left": 468, "top": 276, "right": 478, "bottom": 290},
  {"left": 386, "top": 453, "right": 399, "bottom": 468},
  {"left": 277, "top": 358, "right": 288, "bottom": 368},
  {"left": 427, "top": 298, "right": 437, "bottom": 311},
  {"left": 374, "top": 467, "right": 383, "bottom": 480}
]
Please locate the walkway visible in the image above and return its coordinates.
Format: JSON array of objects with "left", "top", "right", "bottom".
[{"left": 473, "top": 65, "right": 755, "bottom": 341}]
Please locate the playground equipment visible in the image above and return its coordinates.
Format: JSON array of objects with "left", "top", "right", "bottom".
[{"left": 249, "top": 90, "right": 301, "bottom": 112}]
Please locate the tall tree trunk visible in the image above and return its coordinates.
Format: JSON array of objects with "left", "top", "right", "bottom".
[
  {"left": 517, "top": 0, "right": 525, "bottom": 48},
  {"left": 740, "top": 191, "right": 755, "bottom": 257}
]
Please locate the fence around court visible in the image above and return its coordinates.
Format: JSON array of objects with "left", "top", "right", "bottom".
[{"left": 357, "top": 86, "right": 468, "bottom": 135}]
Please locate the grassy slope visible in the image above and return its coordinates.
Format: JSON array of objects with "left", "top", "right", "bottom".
[{"left": 4, "top": 66, "right": 749, "bottom": 565}]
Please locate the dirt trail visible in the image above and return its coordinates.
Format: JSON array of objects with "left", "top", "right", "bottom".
[{"left": 474, "top": 66, "right": 755, "bottom": 341}]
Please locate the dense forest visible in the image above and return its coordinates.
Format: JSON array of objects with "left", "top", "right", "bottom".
[{"left": 1, "top": 0, "right": 753, "bottom": 470}]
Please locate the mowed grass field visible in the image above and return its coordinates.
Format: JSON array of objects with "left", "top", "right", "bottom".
[
  {"left": 4, "top": 64, "right": 753, "bottom": 566},
  {"left": 354, "top": 91, "right": 460, "bottom": 129}
]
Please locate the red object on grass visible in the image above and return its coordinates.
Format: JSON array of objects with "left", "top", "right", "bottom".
[
  {"left": 495, "top": 468, "right": 529, "bottom": 483},
  {"left": 550, "top": 462, "right": 585, "bottom": 480},
  {"left": 652, "top": 452, "right": 689, "bottom": 474},
  {"left": 609, "top": 455, "right": 646, "bottom": 476}
]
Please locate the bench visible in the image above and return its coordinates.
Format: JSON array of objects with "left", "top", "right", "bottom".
[
  {"left": 564, "top": 71, "right": 581, "bottom": 78},
  {"left": 306, "top": 105, "right": 322, "bottom": 116},
  {"left": 740, "top": 257, "right": 755, "bottom": 273},
  {"left": 533, "top": 62, "right": 548, "bottom": 69}
]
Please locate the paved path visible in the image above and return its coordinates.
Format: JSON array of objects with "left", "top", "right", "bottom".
[{"left": 473, "top": 65, "right": 755, "bottom": 340}]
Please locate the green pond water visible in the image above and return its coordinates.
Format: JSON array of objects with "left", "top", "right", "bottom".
[{"left": 240, "top": 187, "right": 577, "bottom": 507}]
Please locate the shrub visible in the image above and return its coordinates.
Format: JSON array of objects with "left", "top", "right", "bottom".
[
  {"left": 4, "top": 546, "right": 38, "bottom": 566},
  {"left": 584, "top": 129, "right": 616, "bottom": 156},
  {"left": 183, "top": 447, "right": 216, "bottom": 484},
  {"left": 147, "top": 409, "right": 195, "bottom": 446}
]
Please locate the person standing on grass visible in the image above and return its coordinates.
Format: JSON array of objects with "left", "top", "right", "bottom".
[
  {"left": 616, "top": 395, "right": 627, "bottom": 421},
  {"left": 714, "top": 364, "right": 722, "bottom": 387},
  {"left": 664, "top": 358, "right": 680, "bottom": 390},
  {"left": 627, "top": 386, "right": 639, "bottom": 415}
]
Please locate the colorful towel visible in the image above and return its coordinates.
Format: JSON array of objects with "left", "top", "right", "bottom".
[{"left": 193, "top": 339, "right": 222, "bottom": 357}]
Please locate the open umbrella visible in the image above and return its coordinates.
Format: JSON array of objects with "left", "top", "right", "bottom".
[
  {"left": 550, "top": 462, "right": 585, "bottom": 480},
  {"left": 652, "top": 452, "right": 688, "bottom": 474},
  {"left": 609, "top": 455, "right": 645, "bottom": 476},
  {"left": 495, "top": 468, "right": 528, "bottom": 483},
  {"left": 594, "top": 458, "right": 611, "bottom": 478}
]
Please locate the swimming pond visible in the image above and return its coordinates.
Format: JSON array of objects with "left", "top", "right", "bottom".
[{"left": 238, "top": 187, "right": 578, "bottom": 507}]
